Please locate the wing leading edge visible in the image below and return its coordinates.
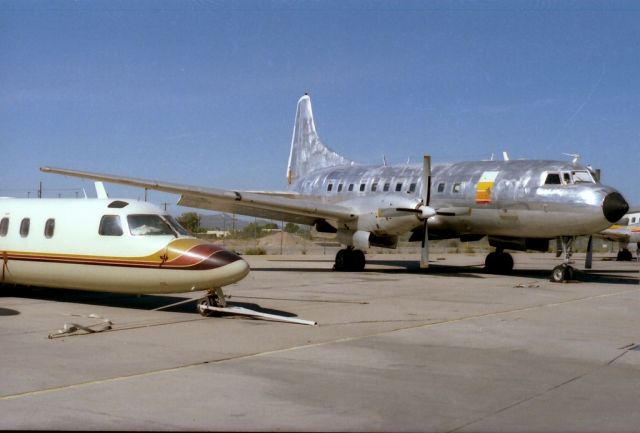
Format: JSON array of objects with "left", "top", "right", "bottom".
[{"left": 40, "top": 166, "right": 356, "bottom": 226}]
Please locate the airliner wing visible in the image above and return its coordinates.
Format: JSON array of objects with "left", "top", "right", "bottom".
[{"left": 40, "top": 167, "right": 356, "bottom": 226}]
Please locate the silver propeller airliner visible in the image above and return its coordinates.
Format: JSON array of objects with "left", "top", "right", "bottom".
[{"left": 42, "top": 94, "right": 629, "bottom": 282}]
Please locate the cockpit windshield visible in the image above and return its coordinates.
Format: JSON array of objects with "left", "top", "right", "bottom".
[
  {"left": 163, "top": 215, "right": 190, "bottom": 236},
  {"left": 127, "top": 214, "right": 175, "bottom": 236}
]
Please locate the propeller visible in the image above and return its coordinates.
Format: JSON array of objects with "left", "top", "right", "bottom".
[{"left": 421, "top": 155, "right": 432, "bottom": 269}]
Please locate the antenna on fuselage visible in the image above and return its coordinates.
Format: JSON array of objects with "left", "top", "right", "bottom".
[
  {"left": 562, "top": 153, "right": 581, "bottom": 164},
  {"left": 383, "top": 155, "right": 388, "bottom": 166}
]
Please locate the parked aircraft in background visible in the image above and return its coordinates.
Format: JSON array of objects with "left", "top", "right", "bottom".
[
  {"left": 0, "top": 196, "right": 249, "bottom": 313},
  {"left": 599, "top": 210, "right": 640, "bottom": 261},
  {"left": 41, "top": 94, "right": 629, "bottom": 282}
]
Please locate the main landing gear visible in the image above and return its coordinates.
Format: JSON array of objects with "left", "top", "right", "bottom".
[
  {"left": 550, "top": 236, "right": 576, "bottom": 283},
  {"left": 333, "top": 247, "right": 366, "bottom": 272},
  {"left": 484, "top": 249, "right": 514, "bottom": 274}
]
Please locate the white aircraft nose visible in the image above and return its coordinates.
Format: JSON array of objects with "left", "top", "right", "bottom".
[{"left": 164, "top": 240, "right": 250, "bottom": 286}]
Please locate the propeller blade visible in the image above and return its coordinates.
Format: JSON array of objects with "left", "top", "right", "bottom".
[
  {"left": 420, "top": 220, "right": 429, "bottom": 269},
  {"left": 423, "top": 155, "right": 431, "bottom": 206},
  {"left": 585, "top": 235, "right": 593, "bottom": 269},
  {"left": 420, "top": 155, "right": 432, "bottom": 269}
]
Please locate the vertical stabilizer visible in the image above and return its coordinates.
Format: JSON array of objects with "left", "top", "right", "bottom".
[{"left": 286, "top": 94, "right": 354, "bottom": 184}]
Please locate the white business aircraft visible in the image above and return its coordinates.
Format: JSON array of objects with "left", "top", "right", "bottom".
[
  {"left": 0, "top": 196, "right": 249, "bottom": 313},
  {"left": 598, "top": 210, "right": 640, "bottom": 261},
  {"left": 41, "top": 94, "right": 630, "bottom": 282}
]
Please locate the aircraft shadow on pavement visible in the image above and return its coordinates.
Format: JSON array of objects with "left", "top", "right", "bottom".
[
  {"left": 255, "top": 258, "right": 638, "bottom": 284},
  {"left": 0, "top": 285, "right": 298, "bottom": 317}
]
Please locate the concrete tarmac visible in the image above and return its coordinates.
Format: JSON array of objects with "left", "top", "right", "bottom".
[{"left": 1, "top": 252, "right": 638, "bottom": 431}]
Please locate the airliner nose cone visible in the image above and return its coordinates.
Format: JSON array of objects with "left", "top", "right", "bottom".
[{"left": 603, "top": 192, "right": 629, "bottom": 223}]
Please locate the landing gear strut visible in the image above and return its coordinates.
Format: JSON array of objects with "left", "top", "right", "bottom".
[
  {"left": 550, "top": 236, "right": 576, "bottom": 283},
  {"left": 334, "top": 247, "right": 366, "bottom": 272},
  {"left": 484, "top": 249, "right": 514, "bottom": 274},
  {"left": 197, "top": 287, "right": 226, "bottom": 317}
]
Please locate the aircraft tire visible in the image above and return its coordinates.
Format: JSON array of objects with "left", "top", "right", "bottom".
[
  {"left": 350, "top": 249, "right": 366, "bottom": 272},
  {"left": 550, "top": 264, "right": 573, "bottom": 283},
  {"left": 617, "top": 249, "right": 633, "bottom": 261},
  {"left": 334, "top": 249, "right": 348, "bottom": 271},
  {"left": 197, "top": 298, "right": 213, "bottom": 317}
]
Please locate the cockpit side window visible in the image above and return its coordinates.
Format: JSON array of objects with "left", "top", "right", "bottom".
[
  {"left": 99, "top": 215, "right": 123, "bottom": 236},
  {"left": 563, "top": 173, "right": 571, "bottom": 184},
  {"left": 127, "top": 214, "right": 174, "bottom": 236},
  {"left": 544, "top": 173, "right": 562, "bottom": 185},
  {"left": 572, "top": 170, "right": 594, "bottom": 183},
  {"left": 163, "top": 215, "right": 190, "bottom": 236}
]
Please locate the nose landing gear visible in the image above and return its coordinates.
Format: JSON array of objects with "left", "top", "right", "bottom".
[{"left": 550, "top": 236, "right": 576, "bottom": 283}]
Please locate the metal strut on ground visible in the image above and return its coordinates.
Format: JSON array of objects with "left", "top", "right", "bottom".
[{"left": 199, "top": 304, "right": 317, "bottom": 326}]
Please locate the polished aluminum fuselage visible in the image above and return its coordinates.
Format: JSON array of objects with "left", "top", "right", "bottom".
[{"left": 290, "top": 160, "right": 621, "bottom": 239}]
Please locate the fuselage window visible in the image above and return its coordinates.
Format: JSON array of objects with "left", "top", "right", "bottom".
[
  {"left": 327, "top": 183, "right": 333, "bottom": 192},
  {"left": 437, "top": 183, "right": 445, "bottom": 193},
  {"left": 128, "top": 214, "right": 174, "bottom": 236},
  {"left": 348, "top": 184, "right": 354, "bottom": 192},
  {"left": 99, "top": 215, "right": 123, "bottom": 236},
  {"left": 563, "top": 173, "right": 571, "bottom": 184},
  {"left": 337, "top": 184, "right": 343, "bottom": 192},
  {"left": 544, "top": 173, "right": 562, "bottom": 185},
  {"left": 632, "top": 217, "right": 637, "bottom": 224},
  {"left": 20, "top": 218, "right": 30, "bottom": 237},
  {"left": 0, "top": 218, "right": 8, "bottom": 237},
  {"left": 452, "top": 183, "right": 461, "bottom": 193},
  {"left": 371, "top": 182, "right": 378, "bottom": 192},
  {"left": 395, "top": 183, "right": 402, "bottom": 192},
  {"left": 409, "top": 183, "right": 417, "bottom": 193},
  {"left": 360, "top": 183, "right": 366, "bottom": 192},
  {"left": 383, "top": 183, "right": 390, "bottom": 192},
  {"left": 44, "top": 218, "right": 55, "bottom": 239}
]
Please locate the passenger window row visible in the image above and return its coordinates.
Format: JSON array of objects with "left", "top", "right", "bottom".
[
  {"left": 0, "top": 217, "right": 55, "bottom": 238},
  {"left": 326, "top": 181, "right": 417, "bottom": 193}
]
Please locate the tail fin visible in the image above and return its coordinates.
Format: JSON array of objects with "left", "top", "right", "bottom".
[{"left": 286, "top": 94, "right": 354, "bottom": 184}]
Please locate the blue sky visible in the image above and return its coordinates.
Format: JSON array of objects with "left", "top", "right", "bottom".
[{"left": 1, "top": 0, "right": 638, "bottom": 212}]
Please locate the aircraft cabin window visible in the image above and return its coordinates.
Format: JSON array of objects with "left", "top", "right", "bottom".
[
  {"left": 0, "top": 218, "right": 8, "bottom": 237},
  {"left": 371, "top": 183, "right": 378, "bottom": 192},
  {"left": 128, "top": 214, "right": 174, "bottom": 236},
  {"left": 544, "top": 173, "right": 562, "bottom": 185},
  {"left": 437, "top": 183, "right": 445, "bottom": 193},
  {"left": 360, "top": 183, "right": 366, "bottom": 192},
  {"left": 99, "top": 215, "right": 123, "bottom": 236},
  {"left": 409, "top": 183, "right": 417, "bottom": 193},
  {"left": 383, "top": 183, "right": 390, "bottom": 192},
  {"left": 632, "top": 217, "right": 637, "bottom": 224},
  {"left": 20, "top": 218, "right": 30, "bottom": 237},
  {"left": 338, "top": 184, "right": 343, "bottom": 192},
  {"left": 395, "top": 183, "right": 402, "bottom": 192},
  {"left": 452, "top": 183, "right": 461, "bottom": 193},
  {"left": 563, "top": 173, "right": 571, "bottom": 184},
  {"left": 348, "top": 184, "right": 354, "bottom": 192},
  {"left": 44, "top": 218, "right": 55, "bottom": 239},
  {"left": 327, "top": 184, "right": 333, "bottom": 192}
]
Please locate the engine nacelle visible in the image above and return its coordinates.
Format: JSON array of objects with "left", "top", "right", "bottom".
[{"left": 337, "top": 230, "right": 398, "bottom": 250}]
